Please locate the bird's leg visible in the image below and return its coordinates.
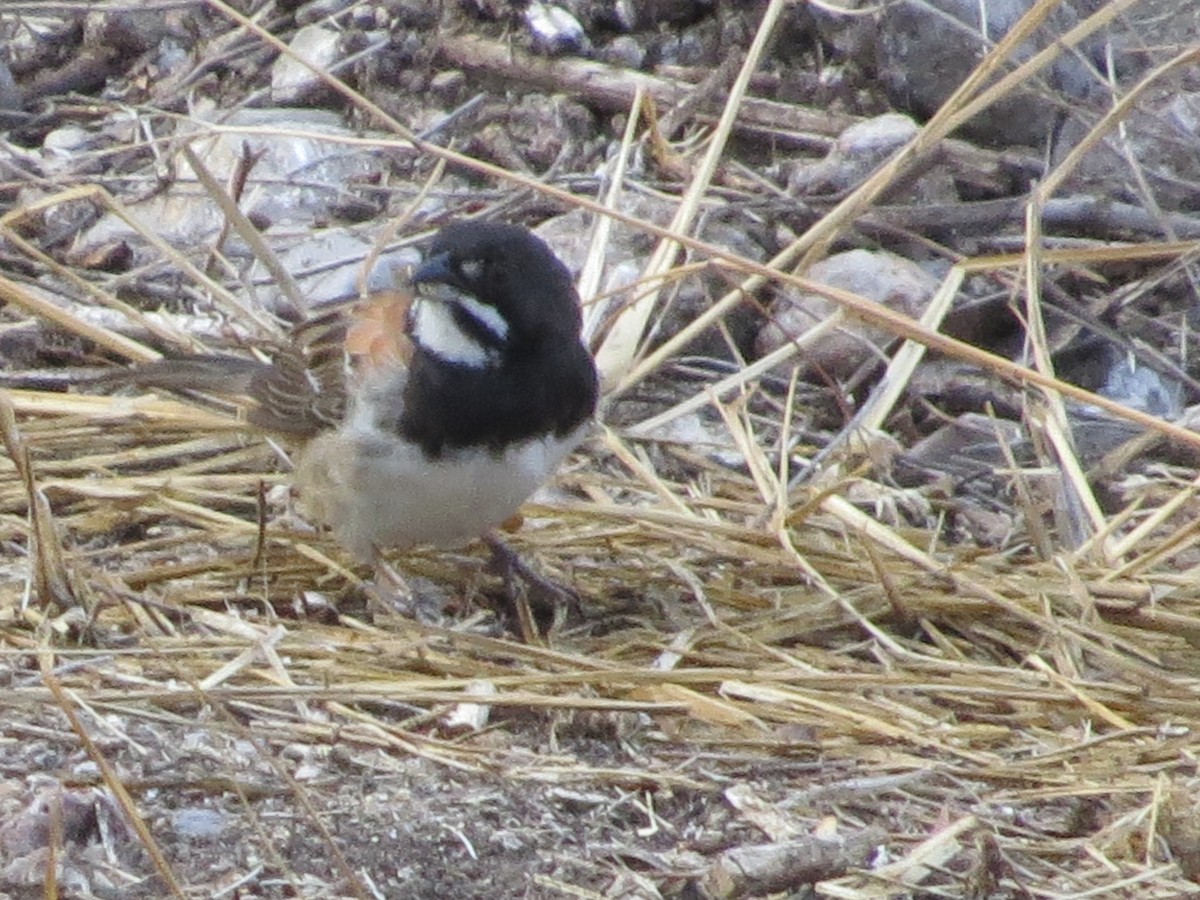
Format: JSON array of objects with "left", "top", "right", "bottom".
[{"left": 483, "top": 532, "right": 581, "bottom": 636}]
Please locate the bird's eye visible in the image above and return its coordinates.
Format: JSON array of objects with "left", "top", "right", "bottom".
[{"left": 459, "top": 258, "right": 484, "bottom": 281}]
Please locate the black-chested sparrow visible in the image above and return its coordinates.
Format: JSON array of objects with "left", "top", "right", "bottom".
[{"left": 107, "top": 221, "right": 599, "bottom": 570}]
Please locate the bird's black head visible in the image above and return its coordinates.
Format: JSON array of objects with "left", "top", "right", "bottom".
[
  {"left": 412, "top": 222, "right": 583, "bottom": 354},
  {"left": 399, "top": 221, "right": 598, "bottom": 456}
]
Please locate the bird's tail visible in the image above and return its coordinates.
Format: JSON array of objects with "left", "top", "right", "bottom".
[{"left": 89, "top": 354, "right": 269, "bottom": 395}]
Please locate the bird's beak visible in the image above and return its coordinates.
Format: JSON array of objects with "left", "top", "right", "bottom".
[{"left": 411, "top": 251, "right": 454, "bottom": 287}]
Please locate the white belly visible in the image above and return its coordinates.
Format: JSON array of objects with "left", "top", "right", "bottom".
[{"left": 294, "top": 423, "right": 584, "bottom": 560}]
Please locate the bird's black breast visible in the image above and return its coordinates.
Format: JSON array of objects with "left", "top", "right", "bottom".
[{"left": 392, "top": 341, "right": 598, "bottom": 458}]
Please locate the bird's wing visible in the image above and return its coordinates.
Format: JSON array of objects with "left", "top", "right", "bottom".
[
  {"left": 247, "top": 289, "right": 415, "bottom": 437},
  {"left": 92, "top": 289, "right": 416, "bottom": 440}
]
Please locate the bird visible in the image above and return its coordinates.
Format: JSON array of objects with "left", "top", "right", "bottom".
[{"left": 104, "top": 221, "right": 599, "bottom": 573}]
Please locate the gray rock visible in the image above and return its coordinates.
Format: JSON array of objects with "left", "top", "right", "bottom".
[
  {"left": 788, "top": 113, "right": 919, "bottom": 196},
  {"left": 756, "top": 249, "right": 939, "bottom": 379},
  {"left": 77, "top": 108, "right": 395, "bottom": 254},
  {"left": 1061, "top": 88, "right": 1200, "bottom": 211},
  {"left": 818, "top": 0, "right": 1100, "bottom": 148},
  {"left": 602, "top": 34, "right": 646, "bottom": 69},
  {"left": 0, "top": 57, "right": 21, "bottom": 113},
  {"left": 170, "top": 807, "right": 232, "bottom": 840},
  {"left": 526, "top": 2, "right": 590, "bottom": 55},
  {"left": 271, "top": 24, "right": 341, "bottom": 105}
]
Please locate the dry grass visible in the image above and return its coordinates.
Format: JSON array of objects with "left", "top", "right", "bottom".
[{"left": 2, "top": 1, "right": 1200, "bottom": 897}]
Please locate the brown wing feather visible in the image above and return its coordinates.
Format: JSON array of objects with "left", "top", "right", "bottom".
[
  {"left": 247, "top": 289, "right": 415, "bottom": 438},
  {"left": 95, "top": 288, "right": 416, "bottom": 441}
]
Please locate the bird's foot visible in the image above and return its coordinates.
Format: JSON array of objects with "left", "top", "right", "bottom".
[{"left": 483, "top": 533, "right": 581, "bottom": 639}]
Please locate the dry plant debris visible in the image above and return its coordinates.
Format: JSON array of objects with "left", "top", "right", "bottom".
[{"left": 1, "top": 1, "right": 1200, "bottom": 898}]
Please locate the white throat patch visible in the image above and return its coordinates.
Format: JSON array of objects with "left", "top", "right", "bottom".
[{"left": 410, "top": 294, "right": 506, "bottom": 368}]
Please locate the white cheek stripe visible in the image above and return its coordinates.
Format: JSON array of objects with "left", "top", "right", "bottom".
[
  {"left": 455, "top": 293, "right": 509, "bottom": 342},
  {"left": 411, "top": 299, "right": 492, "bottom": 368}
]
